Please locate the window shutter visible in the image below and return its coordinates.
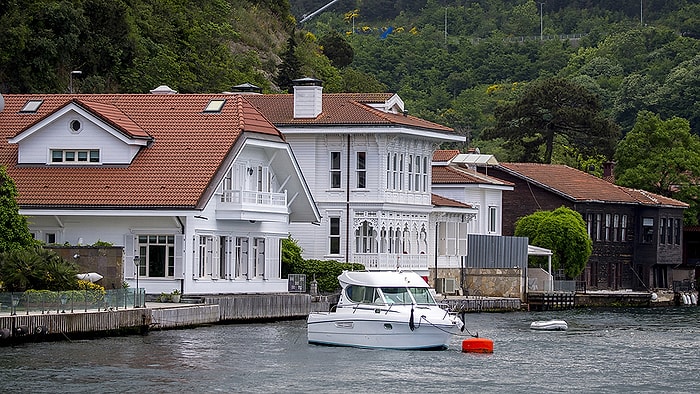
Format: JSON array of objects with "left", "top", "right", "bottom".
[
  {"left": 191, "top": 235, "right": 198, "bottom": 278},
  {"left": 212, "top": 236, "right": 221, "bottom": 279},
  {"left": 174, "top": 235, "right": 184, "bottom": 279},
  {"left": 124, "top": 234, "right": 136, "bottom": 279}
]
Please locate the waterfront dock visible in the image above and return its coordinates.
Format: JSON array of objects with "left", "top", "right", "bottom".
[{"left": 0, "top": 293, "right": 315, "bottom": 344}]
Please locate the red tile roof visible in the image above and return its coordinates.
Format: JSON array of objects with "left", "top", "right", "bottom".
[
  {"left": 499, "top": 163, "right": 688, "bottom": 208},
  {"left": 432, "top": 165, "right": 513, "bottom": 186},
  {"left": 0, "top": 94, "right": 282, "bottom": 209},
  {"left": 431, "top": 193, "right": 473, "bottom": 208},
  {"left": 432, "top": 149, "right": 459, "bottom": 162},
  {"left": 245, "top": 93, "right": 454, "bottom": 132}
]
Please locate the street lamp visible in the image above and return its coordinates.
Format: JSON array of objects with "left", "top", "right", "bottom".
[
  {"left": 134, "top": 255, "right": 141, "bottom": 308},
  {"left": 69, "top": 70, "right": 82, "bottom": 94}
]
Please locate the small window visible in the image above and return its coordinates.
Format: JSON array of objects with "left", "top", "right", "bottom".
[
  {"left": 50, "top": 149, "right": 100, "bottom": 164},
  {"left": 204, "top": 99, "right": 226, "bottom": 113},
  {"left": 69, "top": 119, "right": 82, "bottom": 133},
  {"left": 642, "top": 217, "right": 654, "bottom": 244},
  {"left": 20, "top": 100, "right": 43, "bottom": 113}
]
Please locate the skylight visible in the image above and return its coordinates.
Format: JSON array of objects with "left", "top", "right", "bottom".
[
  {"left": 204, "top": 99, "right": 226, "bottom": 113},
  {"left": 20, "top": 100, "right": 43, "bottom": 113}
]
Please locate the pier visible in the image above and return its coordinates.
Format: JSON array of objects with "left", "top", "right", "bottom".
[
  {"left": 441, "top": 296, "right": 522, "bottom": 312},
  {"left": 526, "top": 292, "right": 576, "bottom": 311}
]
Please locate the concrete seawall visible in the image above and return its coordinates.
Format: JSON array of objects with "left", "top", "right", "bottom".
[{"left": 1, "top": 293, "right": 318, "bottom": 344}]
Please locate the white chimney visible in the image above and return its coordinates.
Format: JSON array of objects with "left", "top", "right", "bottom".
[{"left": 293, "top": 77, "right": 323, "bottom": 118}]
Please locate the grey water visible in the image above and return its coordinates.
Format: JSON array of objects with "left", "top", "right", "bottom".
[{"left": 1, "top": 307, "right": 699, "bottom": 393}]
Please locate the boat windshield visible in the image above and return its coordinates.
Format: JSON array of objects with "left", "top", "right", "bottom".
[{"left": 380, "top": 287, "right": 436, "bottom": 305}]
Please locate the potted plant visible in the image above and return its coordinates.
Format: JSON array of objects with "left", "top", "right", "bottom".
[{"left": 171, "top": 289, "right": 181, "bottom": 303}]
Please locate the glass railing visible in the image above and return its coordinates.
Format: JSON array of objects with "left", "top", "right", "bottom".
[{"left": 0, "top": 288, "right": 145, "bottom": 315}]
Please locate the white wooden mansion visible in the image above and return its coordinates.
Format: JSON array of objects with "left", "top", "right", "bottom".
[
  {"left": 0, "top": 90, "right": 319, "bottom": 295},
  {"left": 0, "top": 79, "right": 514, "bottom": 294},
  {"left": 245, "top": 79, "right": 512, "bottom": 280}
]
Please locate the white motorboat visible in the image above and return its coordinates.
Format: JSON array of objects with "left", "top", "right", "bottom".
[
  {"left": 530, "top": 319, "right": 568, "bottom": 331},
  {"left": 307, "top": 270, "right": 464, "bottom": 350}
]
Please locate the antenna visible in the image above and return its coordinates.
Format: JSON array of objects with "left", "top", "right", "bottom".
[{"left": 299, "top": 0, "right": 341, "bottom": 24}]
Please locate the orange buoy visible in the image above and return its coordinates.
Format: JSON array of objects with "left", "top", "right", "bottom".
[{"left": 461, "top": 337, "right": 494, "bottom": 353}]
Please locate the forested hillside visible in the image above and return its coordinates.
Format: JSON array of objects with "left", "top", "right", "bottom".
[
  {"left": 0, "top": 0, "right": 295, "bottom": 93},
  {"left": 1, "top": 0, "right": 700, "bottom": 222}
]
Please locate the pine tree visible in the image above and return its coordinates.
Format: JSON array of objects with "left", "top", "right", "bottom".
[{"left": 275, "top": 35, "right": 302, "bottom": 92}]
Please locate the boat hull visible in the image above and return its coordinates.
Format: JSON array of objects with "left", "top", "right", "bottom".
[
  {"left": 530, "top": 320, "right": 568, "bottom": 331},
  {"left": 307, "top": 307, "right": 462, "bottom": 350}
]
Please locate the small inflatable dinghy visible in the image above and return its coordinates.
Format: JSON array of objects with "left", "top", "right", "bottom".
[{"left": 530, "top": 319, "right": 568, "bottom": 331}]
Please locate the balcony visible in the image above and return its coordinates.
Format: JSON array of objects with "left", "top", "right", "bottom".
[
  {"left": 353, "top": 253, "right": 429, "bottom": 271},
  {"left": 216, "top": 189, "right": 288, "bottom": 221}
]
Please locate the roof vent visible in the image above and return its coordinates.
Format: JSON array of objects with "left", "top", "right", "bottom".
[
  {"left": 150, "top": 85, "right": 177, "bottom": 95},
  {"left": 229, "top": 82, "right": 262, "bottom": 94},
  {"left": 292, "top": 77, "right": 323, "bottom": 119}
]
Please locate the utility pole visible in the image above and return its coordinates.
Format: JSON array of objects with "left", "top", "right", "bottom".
[
  {"left": 444, "top": 7, "right": 447, "bottom": 43},
  {"left": 640, "top": 0, "right": 643, "bottom": 26},
  {"left": 539, "top": 2, "right": 544, "bottom": 41},
  {"left": 69, "top": 70, "right": 82, "bottom": 94}
]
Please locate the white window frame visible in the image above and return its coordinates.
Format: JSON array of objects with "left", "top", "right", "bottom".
[
  {"left": 329, "top": 217, "right": 341, "bottom": 255},
  {"left": 330, "top": 151, "right": 341, "bottom": 189},
  {"left": 356, "top": 151, "right": 366, "bottom": 189}
]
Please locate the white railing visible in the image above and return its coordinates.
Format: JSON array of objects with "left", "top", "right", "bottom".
[
  {"left": 220, "top": 190, "right": 287, "bottom": 207},
  {"left": 353, "top": 253, "right": 429, "bottom": 271}
]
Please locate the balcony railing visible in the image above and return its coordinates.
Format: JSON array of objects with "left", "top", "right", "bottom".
[
  {"left": 220, "top": 189, "right": 287, "bottom": 207},
  {"left": 353, "top": 253, "right": 429, "bottom": 271}
]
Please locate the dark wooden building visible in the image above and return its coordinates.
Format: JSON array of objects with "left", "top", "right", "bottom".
[{"left": 481, "top": 163, "right": 687, "bottom": 291}]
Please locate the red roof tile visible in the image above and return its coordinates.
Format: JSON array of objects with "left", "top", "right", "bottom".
[
  {"left": 432, "top": 150, "right": 459, "bottom": 162},
  {"left": 245, "top": 93, "right": 454, "bottom": 132},
  {"left": 431, "top": 193, "right": 473, "bottom": 208},
  {"left": 432, "top": 165, "right": 513, "bottom": 186},
  {"left": 0, "top": 94, "right": 282, "bottom": 209},
  {"left": 499, "top": 163, "right": 688, "bottom": 208}
]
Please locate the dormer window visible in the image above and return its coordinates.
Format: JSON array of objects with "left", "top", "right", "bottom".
[
  {"left": 21, "top": 100, "right": 43, "bottom": 113},
  {"left": 204, "top": 99, "right": 226, "bottom": 113},
  {"left": 51, "top": 149, "right": 100, "bottom": 164}
]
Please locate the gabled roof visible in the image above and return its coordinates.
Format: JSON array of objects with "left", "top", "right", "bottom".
[
  {"left": 245, "top": 93, "right": 454, "bottom": 133},
  {"left": 498, "top": 163, "right": 688, "bottom": 208},
  {"left": 432, "top": 165, "right": 513, "bottom": 187},
  {"left": 0, "top": 94, "right": 282, "bottom": 208}
]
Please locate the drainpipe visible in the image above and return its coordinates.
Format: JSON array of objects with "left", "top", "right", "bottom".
[
  {"left": 345, "top": 134, "right": 351, "bottom": 264},
  {"left": 434, "top": 221, "right": 439, "bottom": 287}
]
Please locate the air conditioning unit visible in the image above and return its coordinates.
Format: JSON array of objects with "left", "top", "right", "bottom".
[{"left": 436, "top": 277, "right": 457, "bottom": 295}]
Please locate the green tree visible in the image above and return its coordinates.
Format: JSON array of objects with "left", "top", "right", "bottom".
[
  {"left": 515, "top": 206, "right": 592, "bottom": 279},
  {"left": 319, "top": 30, "right": 354, "bottom": 68},
  {"left": 275, "top": 35, "right": 303, "bottom": 92},
  {"left": 0, "top": 166, "right": 35, "bottom": 253},
  {"left": 484, "top": 77, "right": 621, "bottom": 164},
  {"left": 614, "top": 111, "right": 700, "bottom": 225}
]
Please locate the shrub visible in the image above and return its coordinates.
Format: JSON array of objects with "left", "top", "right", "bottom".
[{"left": 294, "top": 259, "right": 364, "bottom": 293}]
